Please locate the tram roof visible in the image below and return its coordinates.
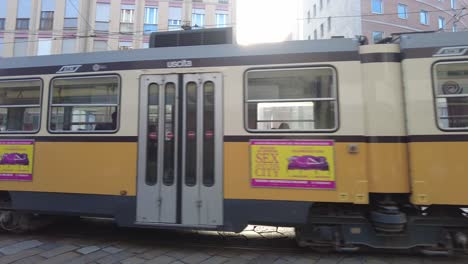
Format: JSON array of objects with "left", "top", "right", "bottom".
[{"left": 0, "top": 38, "right": 359, "bottom": 71}]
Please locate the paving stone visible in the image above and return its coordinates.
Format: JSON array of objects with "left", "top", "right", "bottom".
[
  {"left": 145, "top": 255, "right": 176, "bottom": 264},
  {"left": 0, "top": 240, "right": 43, "bottom": 255},
  {"left": 137, "top": 248, "right": 170, "bottom": 260},
  {"left": 243, "top": 226, "right": 255, "bottom": 231},
  {"left": 199, "top": 256, "right": 230, "bottom": 264},
  {"left": 96, "top": 251, "right": 134, "bottom": 264},
  {"left": 165, "top": 249, "right": 195, "bottom": 259},
  {"left": 253, "top": 226, "right": 277, "bottom": 233},
  {"left": 37, "top": 243, "right": 62, "bottom": 251},
  {"left": 0, "top": 241, "right": 19, "bottom": 249},
  {"left": 223, "top": 258, "right": 250, "bottom": 264},
  {"left": 12, "top": 255, "right": 46, "bottom": 264},
  {"left": 40, "top": 252, "right": 81, "bottom": 264},
  {"left": 76, "top": 245, "right": 100, "bottom": 255},
  {"left": 238, "top": 253, "right": 260, "bottom": 261},
  {"left": 40, "top": 245, "right": 79, "bottom": 258},
  {"left": 102, "top": 246, "right": 123, "bottom": 254},
  {"left": 120, "top": 256, "right": 146, "bottom": 264},
  {"left": 181, "top": 252, "right": 212, "bottom": 264},
  {"left": 339, "top": 256, "right": 366, "bottom": 264},
  {"left": 241, "top": 231, "right": 263, "bottom": 239},
  {"left": 391, "top": 256, "right": 423, "bottom": 264},
  {"left": 68, "top": 250, "right": 109, "bottom": 264},
  {"left": 292, "top": 257, "right": 318, "bottom": 264},
  {"left": 0, "top": 248, "right": 42, "bottom": 264}
]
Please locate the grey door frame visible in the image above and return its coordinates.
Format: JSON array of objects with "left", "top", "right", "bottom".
[{"left": 136, "top": 73, "right": 223, "bottom": 227}]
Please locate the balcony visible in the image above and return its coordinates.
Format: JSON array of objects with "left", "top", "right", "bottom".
[{"left": 120, "top": 22, "right": 134, "bottom": 34}]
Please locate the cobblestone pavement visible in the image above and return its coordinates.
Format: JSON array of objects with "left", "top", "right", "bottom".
[{"left": 0, "top": 218, "right": 467, "bottom": 264}]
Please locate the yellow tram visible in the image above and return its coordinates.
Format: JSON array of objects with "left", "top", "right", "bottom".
[{"left": 0, "top": 30, "right": 468, "bottom": 254}]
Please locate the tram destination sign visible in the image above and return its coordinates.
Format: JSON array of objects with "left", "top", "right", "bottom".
[
  {"left": 250, "top": 140, "right": 336, "bottom": 190},
  {"left": 0, "top": 140, "right": 34, "bottom": 181}
]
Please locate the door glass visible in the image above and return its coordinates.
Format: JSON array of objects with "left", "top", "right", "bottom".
[
  {"left": 163, "top": 83, "right": 176, "bottom": 186},
  {"left": 203, "top": 81, "right": 215, "bottom": 187},
  {"left": 146, "top": 83, "right": 159, "bottom": 185},
  {"left": 185, "top": 82, "right": 197, "bottom": 186}
]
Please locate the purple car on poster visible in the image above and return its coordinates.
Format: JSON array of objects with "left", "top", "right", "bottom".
[
  {"left": 0, "top": 153, "right": 30, "bottom": 166},
  {"left": 287, "top": 155, "right": 329, "bottom": 171}
]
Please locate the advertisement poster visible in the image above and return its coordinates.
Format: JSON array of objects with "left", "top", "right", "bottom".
[
  {"left": 250, "top": 140, "right": 335, "bottom": 189},
  {"left": 0, "top": 140, "right": 34, "bottom": 181}
]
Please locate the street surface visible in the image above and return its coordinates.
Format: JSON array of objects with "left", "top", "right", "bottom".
[{"left": 0, "top": 217, "right": 466, "bottom": 264}]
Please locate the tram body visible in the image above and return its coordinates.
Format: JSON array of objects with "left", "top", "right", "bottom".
[{"left": 1, "top": 31, "right": 468, "bottom": 252}]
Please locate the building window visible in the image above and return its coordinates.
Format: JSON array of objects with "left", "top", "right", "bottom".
[
  {"left": 371, "top": 0, "right": 383, "bottom": 14},
  {"left": 451, "top": 0, "right": 456, "bottom": 9},
  {"left": 13, "top": 38, "right": 28, "bottom": 57},
  {"left": 218, "top": 0, "right": 228, "bottom": 3},
  {"left": 453, "top": 24, "right": 458, "bottom": 32},
  {"left": 438, "top": 17, "right": 446, "bottom": 30},
  {"left": 327, "top": 17, "right": 331, "bottom": 32},
  {"left": 314, "top": 29, "right": 317, "bottom": 39},
  {"left": 372, "top": 31, "right": 383, "bottom": 43},
  {"left": 120, "top": 5, "right": 135, "bottom": 33},
  {"left": 49, "top": 76, "right": 120, "bottom": 133},
  {"left": 168, "top": 7, "right": 182, "bottom": 31},
  {"left": 62, "top": 38, "right": 76, "bottom": 54},
  {"left": 37, "top": 38, "right": 52, "bottom": 55},
  {"left": 95, "top": 3, "right": 110, "bottom": 31},
  {"left": 39, "top": 0, "right": 55, "bottom": 30},
  {"left": 216, "top": 13, "right": 228, "bottom": 28},
  {"left": 398, "top": 4, "right": 408, "bottom": 19},
  {"left": 320, "top": 23, "right": 324, "bottom": 38},
  {"left": 0, "top": 38, "right": 3, "bottom": 55},
  {"left": 307, "top": 10, "right": 311, "bottom": 23},
  {"left": 119, "top": 41, "right": 132, "bottom": 50},
  {"left": 0, "top": 79, "right": 42, "bottom": 133},
  {"left": 320, "top": 0, "right": 323, "bottom": 10},
  {"left": 144, "top": 7, "right": 158, "bottom": 34},
  {"left": 313, "top": 4, "right": 316, "bottom": 17},
  {"left": 16, "top": 0, "right": 31, "bottom": 30},
  {"left": 420, "top": 10, "right": 429, "bottom": 25},
  {"left": 0, "top": 0, "right": 6, "bottom": 30},
  {"left": 246, "top": 67, "right": 338, "bottom": 131},
  {"left": 93, "top": 40, "right": 108, "bottom": 52},
  {"left": 192, "top": 9, "right": 205, "bottom": 28},
  {"left": 434, "top": 62, "right": 468, "bottom": 129},
  {"left": 64, "top": 0, "right": 79, "bottom": 29}
]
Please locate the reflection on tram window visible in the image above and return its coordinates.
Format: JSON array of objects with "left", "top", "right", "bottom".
[
  {"left": 49, "top": 75, "right": 120, "bottom": 132},
  {"left": 0, "top": 79, "right": 41, "bottom": 133},
  {"left": 246, "top": 67, "right": 337, "bottom": 131},
  {"left": 434, "top": 62, "right": 468, "bottom": 129}
]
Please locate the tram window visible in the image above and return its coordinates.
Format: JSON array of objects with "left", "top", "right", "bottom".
[
  {"left": 245, "top": 67, "right": 337, "bottom": 131},
  {"left": 0, "top": 79, "right": 41, "bottom": 133},
  {"left": 49, "top": 75, "right": 120, "bottom": 132},
  {"left": 434, "top": 62, "right": 468, "bottom": 130}
]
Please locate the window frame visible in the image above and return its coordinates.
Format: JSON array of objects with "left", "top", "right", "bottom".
[
  {"left": 243, "top": 66, "right": 339, "bottom": 133},
  {"left": 420, "top": 10, "right": 429, "bottom": 25},
  {"left": 371, "top": 0, "right": 383, "bottom": 14},
  {"left": 432, "top": 60, "right": 468, "bottom": 132},
  {"left": 0, "top": 78, "right": 43, "bottom": 134},
  {"left": 397, "top": 3, "right": 408, "bottom": 19},
  {"left": 47, "top": 74, "right": 121, "bottom": 134}
]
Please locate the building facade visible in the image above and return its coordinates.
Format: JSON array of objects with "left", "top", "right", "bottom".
[
  {"left": 302, "top": 0, "right": 468, "bottom": 43},
  {"left": 0, "top": 0, "right": 235, "bottom": 57}
]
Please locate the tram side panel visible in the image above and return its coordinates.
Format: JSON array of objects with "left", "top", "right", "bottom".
[
  {"left": 0, "top": 72, "right": 139, "bottom": 217},
  {"left": 359, "top": 44, "right": 410, "bottom": 194},
  {"left": 222, "top": 61, "right": 369, "bottom": 229},
  {"left": 401, "top": 32, "right": 468, "bottom": 206}
]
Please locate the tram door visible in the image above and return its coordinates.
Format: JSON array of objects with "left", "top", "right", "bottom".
[{"left": 137, "top": 73, "right": 223, "bottom": 227}]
